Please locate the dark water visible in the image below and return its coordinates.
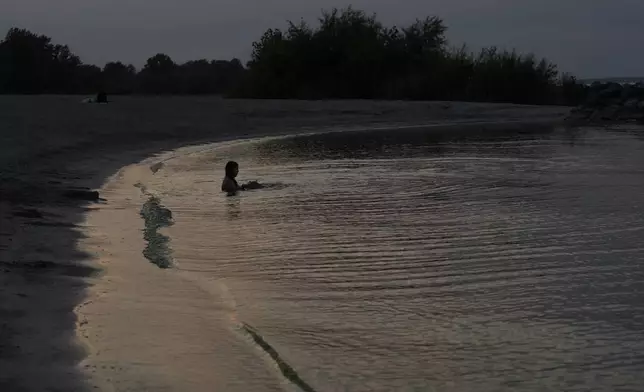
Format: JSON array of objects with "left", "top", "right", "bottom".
[{"left": 148, "top": 124, "right": 644, "bottom": 391}]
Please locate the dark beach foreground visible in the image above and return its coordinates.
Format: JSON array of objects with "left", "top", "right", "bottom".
[{"left": 0, "top": 96, "right": 569, "bottom": 391}]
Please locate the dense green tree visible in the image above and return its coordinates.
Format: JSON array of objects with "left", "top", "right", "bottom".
[
  {"left": 103, "top": 62, "right": 137, "bottom": 94},
  {"left": 0, "top": 29, "right": 246, "bottom": 95},
  {"left": 137, "top": 54, "right": 179, "bottom": 94},
  {"left": 0, "top": 28, "right": 83, "bottom": 93},
  {"left": 177, "top": 59, "right": 245, "bottom": 94},
  {"left": 242, "top": 7, "right": 580, "bottom": 104}
]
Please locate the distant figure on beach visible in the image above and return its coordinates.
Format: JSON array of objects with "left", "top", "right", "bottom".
[
  {"left": 221, "top": 161, "right": 262, "bottom": 195},
  {"left": 96, "top": 91, "right": 108, "bottom": 103},
  {"left": 81, "top": 91, "right": 109, "bottom": 104}
]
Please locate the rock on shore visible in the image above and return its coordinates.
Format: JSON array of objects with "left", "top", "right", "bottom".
[{"left": 567, "top": 82, "right": 644, "bottom": 123}]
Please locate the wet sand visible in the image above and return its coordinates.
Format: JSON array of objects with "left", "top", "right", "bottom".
[{"left": 0, "top": 96, "right": 569, "bottom": 391}]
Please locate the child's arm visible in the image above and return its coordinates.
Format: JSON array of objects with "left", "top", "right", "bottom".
[{"left": 242, "top": 181, "right": 263, "bottom": 190}]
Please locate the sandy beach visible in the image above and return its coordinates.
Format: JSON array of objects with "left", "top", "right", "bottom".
[{"left": 0, "top": 96, "right": 570, "bottom": 391}]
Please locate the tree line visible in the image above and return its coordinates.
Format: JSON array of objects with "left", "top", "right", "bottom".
[
  {"left": 0, "top": 28, "right": 244, "bottom": 95},
  {"left": 0, "top": 8, "right": 587, "bottom": 105}
]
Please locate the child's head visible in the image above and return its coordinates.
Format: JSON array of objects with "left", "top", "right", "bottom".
[{"left": 225, "top": 161, "right": 239, "bottom": 178}]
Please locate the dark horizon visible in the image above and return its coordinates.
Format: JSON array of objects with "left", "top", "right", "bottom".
[
  {"left": 580, "top": 76, "right": 644, "bottom": 83},
  {"left": 2, "top": 1, "right": 643, "bottom": 79},
  {"left": 0, "top": 9, "right": 589, "bottom": 107}
]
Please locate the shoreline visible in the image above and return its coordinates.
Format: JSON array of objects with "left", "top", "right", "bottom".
[{"left": 0, "top": 97, "right": 570, "bottom": 391}]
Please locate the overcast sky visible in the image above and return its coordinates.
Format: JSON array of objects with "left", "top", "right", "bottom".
[{"left": 1, "top": 0, "right": 642, "bottom": 78}]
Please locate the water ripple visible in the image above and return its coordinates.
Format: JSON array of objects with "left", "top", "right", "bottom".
[{"left": 147, "top": 126, "right": 644, "bottom": 391}]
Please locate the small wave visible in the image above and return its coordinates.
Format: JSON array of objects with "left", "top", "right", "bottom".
[
  {"left": 253, "top": 182, "right": 290, "bottom": 190},
  {"left": 241, "top": 322, "right": 316, "bottom": 392},
  {"left": 150, "top": 162, "right": 164, "bottom": 174}
]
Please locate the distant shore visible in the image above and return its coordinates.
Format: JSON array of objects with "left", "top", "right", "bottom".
[
  {"left": 2, "top": 9, "right": 584, "bottom": 106},
  {"left": 0, "top": 97, "right": 570, "bottom": 391}
]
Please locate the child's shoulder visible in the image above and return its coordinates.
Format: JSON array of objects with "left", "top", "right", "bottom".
[{"left": 221, "top": 176, "right": 236, "bottom": 191}]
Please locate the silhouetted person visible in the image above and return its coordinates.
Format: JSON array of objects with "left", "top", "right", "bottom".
[
  {"left": 221, "top": 161, "right": 262, "bottom": 195},
  {"left": 96, "top": 91, "right": 108, "bottom": 103},
  {"left": 222, "top": 161, "right": 242, "bottom": 194}
]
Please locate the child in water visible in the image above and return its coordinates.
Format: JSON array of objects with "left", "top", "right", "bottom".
[{"left": 221, "top": 161, "right": 261, "bottom": 194}]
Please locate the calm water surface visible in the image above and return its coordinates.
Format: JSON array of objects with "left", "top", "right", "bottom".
[{"left": 146, "top": 125, "right": 644, "bottom": 391}]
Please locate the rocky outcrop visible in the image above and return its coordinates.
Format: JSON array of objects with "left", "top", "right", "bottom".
[
  {"left": 62, "top": 189, "right": 100, "bottom": 201},
  {"left": 566, "top": 82, "right": 644, "bottom": 124}
]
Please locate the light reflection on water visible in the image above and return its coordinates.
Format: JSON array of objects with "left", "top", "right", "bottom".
[{"left": 148, "top": 125, "right": 644, "bottom": 391}]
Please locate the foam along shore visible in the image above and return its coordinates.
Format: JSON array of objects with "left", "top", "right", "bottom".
[{"left": 0, "top": 96, "right": 570, "bottom": 391}]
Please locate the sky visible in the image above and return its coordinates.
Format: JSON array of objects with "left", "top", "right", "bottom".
[{"left": 1, "top": 0, "right": 642, "bottom": 78}]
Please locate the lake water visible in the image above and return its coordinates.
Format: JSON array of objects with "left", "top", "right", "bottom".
[{"left": 143, "top": 124, "right": 644, "bottom": 391}]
